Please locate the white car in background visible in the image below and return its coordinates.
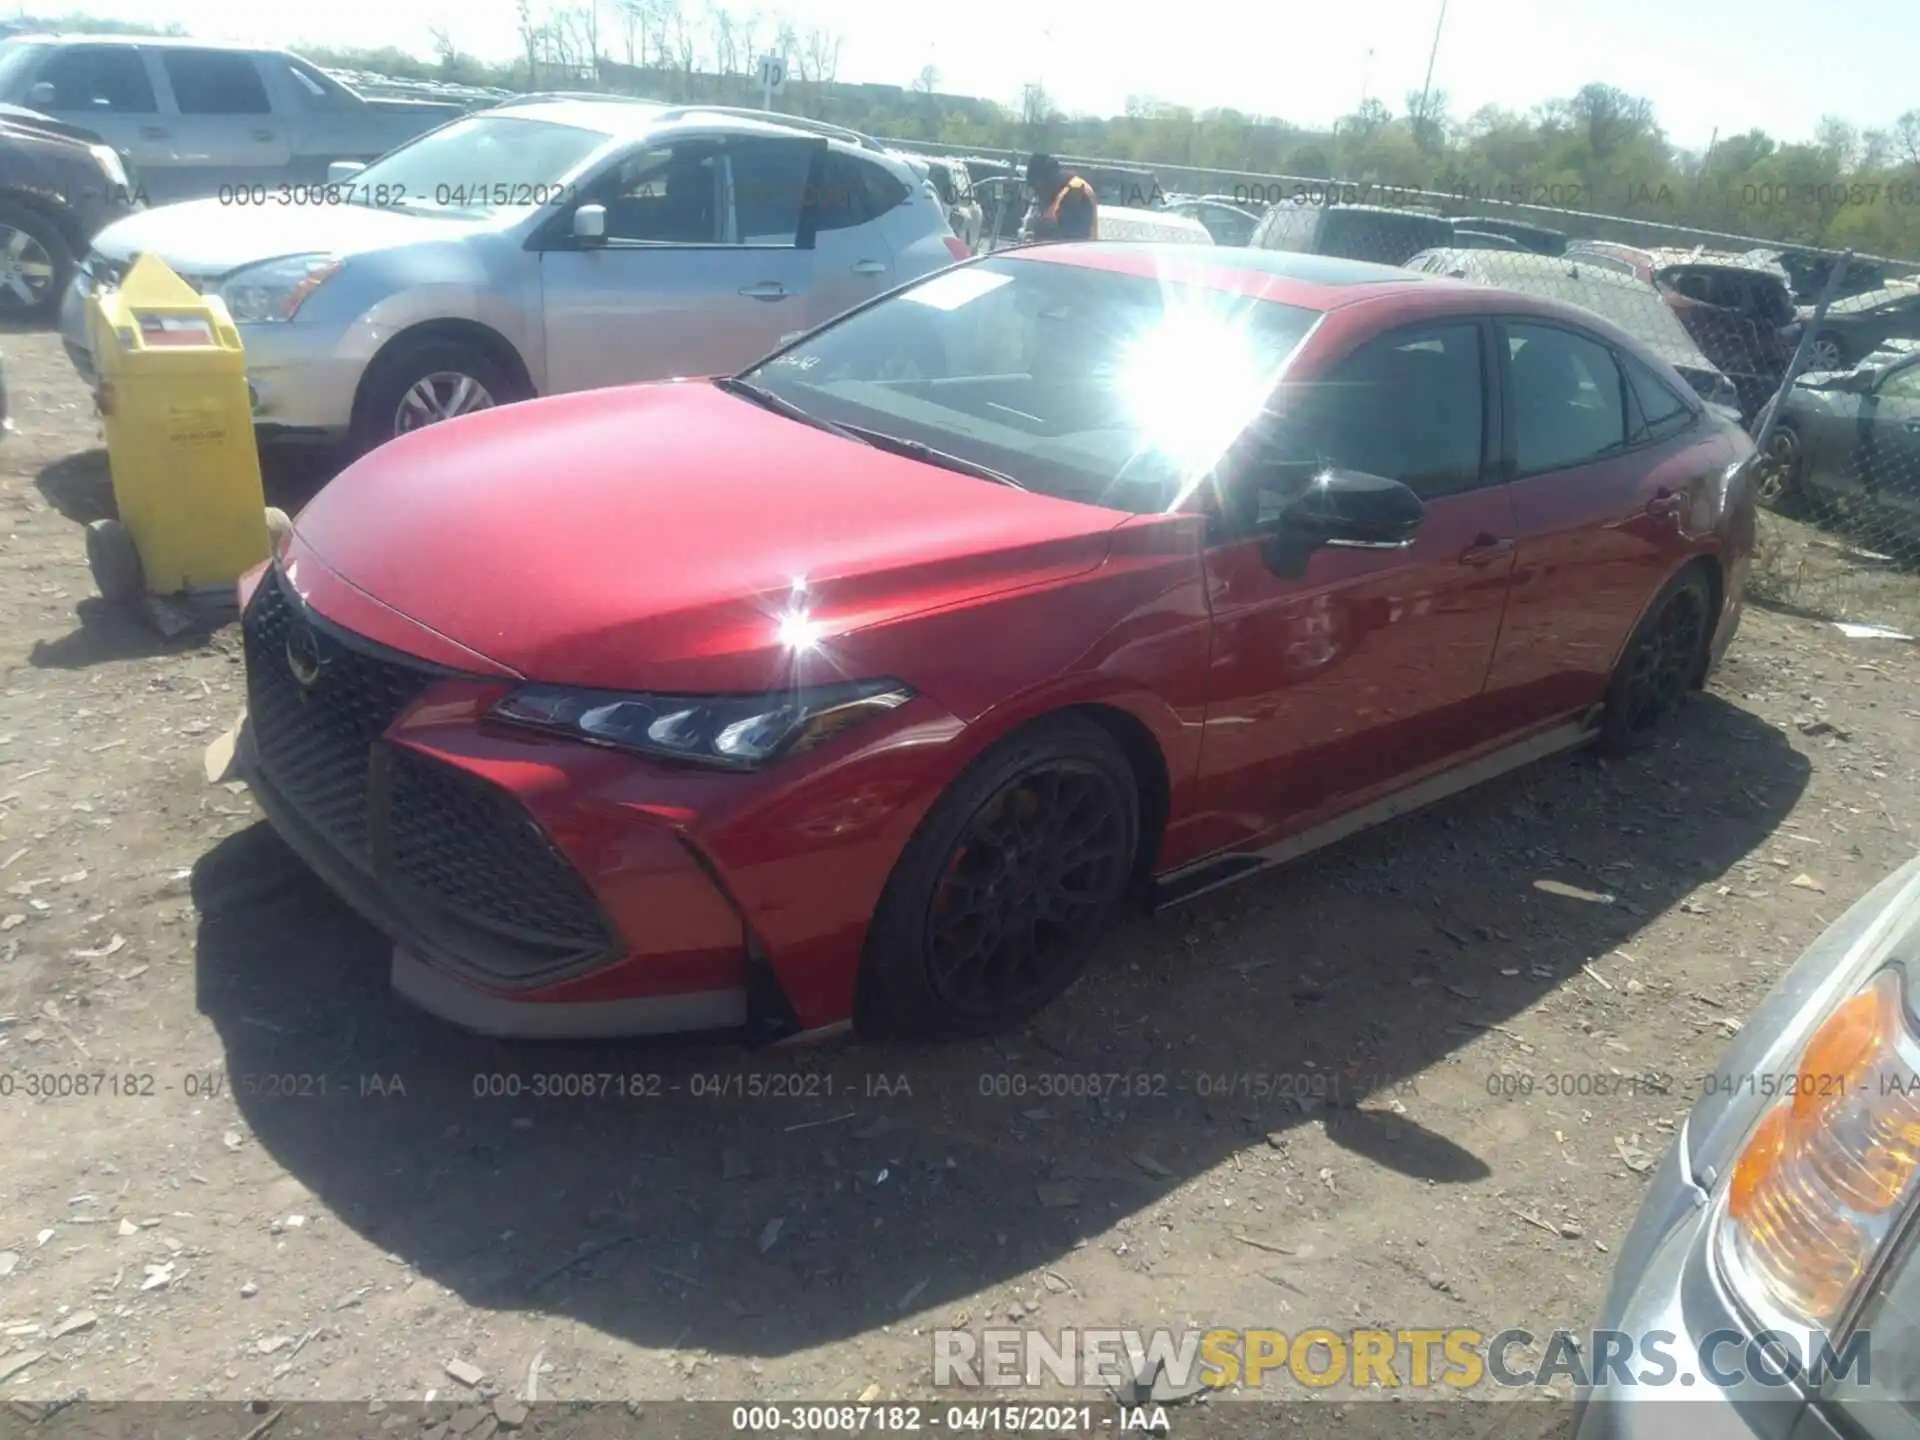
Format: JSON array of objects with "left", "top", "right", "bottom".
[{"left": 60, "top": 96, "right": 968, "bottom": 454}]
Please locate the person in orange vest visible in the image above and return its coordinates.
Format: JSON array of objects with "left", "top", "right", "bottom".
[{"left": 1022, "top": 154, "right": 1098, "bottom": 242}]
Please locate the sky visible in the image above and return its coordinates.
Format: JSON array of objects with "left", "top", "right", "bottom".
[{"left": 35, "top": 0, "right": 1919, "bottom": 153}]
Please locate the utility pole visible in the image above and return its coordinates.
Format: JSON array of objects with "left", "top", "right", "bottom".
[{"left": 1413, "top": 0, "right": 1448, "bottom": 140}]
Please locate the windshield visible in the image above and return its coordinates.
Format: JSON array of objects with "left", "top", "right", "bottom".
[
  {"left": 740, "top": 255, "right": 1321, "bottom": 513},
  {"left": 0, "top": 40, "right": 48, "bottom": 97},
  {"left": 347, "top": 115, "right": 611, "bottom": 216}
]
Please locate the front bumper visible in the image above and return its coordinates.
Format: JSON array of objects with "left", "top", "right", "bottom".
[
  {"left": 1572, "top": 1123, "right": 1809, "bottom": 1440},
  {"left": 228, "top": 562, "right": 945, "bottom": 1042},
  {"left": 60, "top": 266, "right": 373, "bottom": 437}
]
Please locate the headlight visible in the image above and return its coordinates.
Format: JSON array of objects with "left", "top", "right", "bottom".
[
  {"left": 87, "top": 144, "right": 127, "bottom": 189},
  {"left": 1715, "top": 964, "right": 1920, "bottom": 1330},
  {"left": 489, "top": 678, "right": 915, "bottom": 770},
  {"left": 215, "top": 254, "right": 341, "bottom": 323}
]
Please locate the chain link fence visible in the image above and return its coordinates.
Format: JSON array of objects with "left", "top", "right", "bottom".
[{"left": 891, "top": 141, "right": 1920, "bottom": 635}]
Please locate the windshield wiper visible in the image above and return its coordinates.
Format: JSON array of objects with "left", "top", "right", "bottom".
[
  {"left": 712, "top": 376, "right": 864, "bottom": 441},
  {"left": 833, "top": 425, "right": 1028, "bottom": 491}
]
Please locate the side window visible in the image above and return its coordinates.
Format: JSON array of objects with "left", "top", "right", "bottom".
[
  {"left": 857, "top": 157, "right": 909, "bottom": 217},
  {"left": 1879, "top": 364, "right": 1920, "bottom": 402},
  {"left": 1258, "top": 323, "right": 1486, "bottom": 502},
  {"left": 803, "top": 150, "right": 869, "bottom": 235},
  {"left": 1617, "top": 350, "right": 1694, "bottom": 441},
  {"left": 727, "top": 139, "right": 811, "bottom": 245},
  {"left": 1507, "top": 323, "right": 1629, "bottom": 475},
  {"left": 598, "top": 142, "right": 723, "bottom": 243},
  {"left": 285, "top": 59, "right": 354, "bottom": 109},
  {"left": 163, "top": 50, "right": 271, "bottom": 115},
  {"left": 38, "top": 46, "right": 157, "bottom": 113}
]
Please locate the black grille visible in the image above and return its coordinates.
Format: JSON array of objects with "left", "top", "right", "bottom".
[
  {"left": 243, "top": 573, "right": 430, "bottom": 871},
  {"left": 387, "top": 749, "right": 612, "bottom": 953},
  {"left": 241, "top": 572, "right": 619, "bottom": 985}
]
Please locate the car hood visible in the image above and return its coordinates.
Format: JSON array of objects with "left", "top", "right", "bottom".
[
  {"left": 89, "top": 198, "right": 480, "bottom": 277},
  {"left": 0, "top": 103, "right": 104, "bottom": 146},
  {"left": 287, "top": 380, "right": 1126, "bottom": 692}
]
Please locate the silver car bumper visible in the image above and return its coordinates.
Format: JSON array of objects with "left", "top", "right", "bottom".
[{"left": 60, "top": 270, "right": 371, "bottom": 437}]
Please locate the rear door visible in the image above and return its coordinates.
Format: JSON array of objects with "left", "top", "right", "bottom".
[
  {"left": 537, "top": 132, "right": 819, "bottom": 392},
  {"left": 800, "top": 148, "right": 900, "bottom": 330},
  {"left": 1482, "top": 319, "right": 1726, "bottom": 721},
  {"left": 1197, "top": 318, "right": 1520, "bottom": 842},
  {"left": 152, "top": 49, "right": 291, "bottom": 199}
]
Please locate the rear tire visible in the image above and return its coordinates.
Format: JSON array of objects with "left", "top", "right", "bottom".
[
  {"left": 855, "top": 715, "right": 1139, "bottom": 1041},
  {"left": 86, "top": 518, "right": 143, "bottom": 604},
  {"left": 1597, "top": 566, "right": 1713, "bottom": 757},
  {"left": 348, "top": 337, "right": 525, "bottom": 458}
]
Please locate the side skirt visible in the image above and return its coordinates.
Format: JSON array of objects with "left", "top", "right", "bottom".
[{"left": 1151, "top": 715, "right": 1601, "bottom": 911}]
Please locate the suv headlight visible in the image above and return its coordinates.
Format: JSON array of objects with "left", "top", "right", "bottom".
[
  {"left": 1715, "top": 963, "right": 1920, "bottom": 1330},
  {"left": 215, "top": 254, "right": 342, "bottom": 323},
  {"left": 86, "top": 143, "right": 127, "bottom": 190},
  {"left": 489, "top": 678, "right": 914, "bottom": 770}
]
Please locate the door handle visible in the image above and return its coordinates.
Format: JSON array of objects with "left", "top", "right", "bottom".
[
  {"left": 851, "top": 260, "right": 887, "bottom": 275},
  {"left": 1646, "top": 488, "right": 1687, "bottom": 517},
  {"left": 140, "top": 125, "right": 169, "bottom": 139},
  {"left": 738, "top": 282, "right": 789, "bottom": 301},
  {"left": 1458, "top": 535, "right": 1514, "bottom": 567},
  {"left": 252, "top": 128, "right": 275, "bottom": 142},
  {"left": 1906, "top": 421, "right": 1920, "bottom": 434}
]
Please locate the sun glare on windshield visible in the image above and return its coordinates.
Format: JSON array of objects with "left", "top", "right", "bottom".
[{"left": 1114, "top": 294, "right": 1286, "bottom": 492}]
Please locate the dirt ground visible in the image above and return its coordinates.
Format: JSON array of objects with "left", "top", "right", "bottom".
[{"left": 1, "top": 323, "right": 1919, "bottom": 1435}]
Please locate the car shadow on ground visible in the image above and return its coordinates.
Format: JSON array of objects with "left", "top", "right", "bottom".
[
  {"left": 189, "top": 694, "right": 1808, "bottom": 1360},
  {"left": 27, "top": 444, "right": 344, "bottom": 668}
]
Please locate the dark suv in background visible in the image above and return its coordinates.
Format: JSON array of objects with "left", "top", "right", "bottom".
[
  {"left": 1251, "top": 201, "right": 1453, "bottom": 266},
  {"left": 1567, "top": 242, "right": 1800, "bottom": 422},
  {"left": 0, "top": 100, "right": 139, "bottom": 320}
]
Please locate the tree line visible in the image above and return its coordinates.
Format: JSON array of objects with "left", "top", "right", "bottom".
[{"left": 13, "top": 7, "right": 1920, "bottom": 260}]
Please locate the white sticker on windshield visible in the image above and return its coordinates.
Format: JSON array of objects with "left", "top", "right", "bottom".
[{"left": 902, "top": 268, "right": 1013, "bottom": 311}]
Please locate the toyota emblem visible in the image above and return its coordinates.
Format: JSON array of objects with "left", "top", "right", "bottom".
[{"left": 284, "top": 619, "right": 328, "bottom": 689}]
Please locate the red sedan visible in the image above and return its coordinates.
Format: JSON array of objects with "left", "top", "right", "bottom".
[{"left": 230, "top": 243, "right": 1757, "bottom": 1043}]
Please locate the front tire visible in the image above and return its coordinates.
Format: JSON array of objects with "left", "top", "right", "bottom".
[
  {"left": 348, "top": 337, "right": 524, "bottom": 457},
  {"left": 1807, "top": 331, "right": 1848, "bottom": 372},
  {"left": 1597, "top": 566, "right": 1713, "bottom": 757},
  {"left": 0, "top": 203, "right": 72, "bottom": 324},
  {"left": 1756, "top": 421, "right": 1805, "bottom": 509},
  {"left": 856, "top": 715, "right": 1140, "bottom": 1040}
]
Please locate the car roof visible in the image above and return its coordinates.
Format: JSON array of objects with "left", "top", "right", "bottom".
[
  {"left": 473, "top": 98, "right": 899, "bottom": 159},
  {"left": 1004, "top": 243, "right": 1441, "bottom": 305},
  {"left": 1404, "top": 249, "right": 1721, "bottom": 372},
  {"left": 2, "top": 33, "right": 275, "bottom": 50}
]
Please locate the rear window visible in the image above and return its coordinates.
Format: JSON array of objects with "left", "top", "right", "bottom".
[{"left": 1317, "top": 209, "right": 1453, "bottom": 265}]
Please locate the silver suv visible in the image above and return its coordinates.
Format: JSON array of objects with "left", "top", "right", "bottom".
[{"left": 59, "top": 95, "right": 966, "bottom": 452}]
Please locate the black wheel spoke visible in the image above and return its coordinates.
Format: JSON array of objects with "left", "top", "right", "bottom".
[{"left": 922, "top": 758, "right": 1130, "bottom": 1022}]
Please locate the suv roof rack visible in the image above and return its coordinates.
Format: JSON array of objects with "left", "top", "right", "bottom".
[
  {"left": 653, "top": 105, "right": 885, "bottom": 151},
  {"left": 488, "top": 91, "right": 663, "bottom": 107}
]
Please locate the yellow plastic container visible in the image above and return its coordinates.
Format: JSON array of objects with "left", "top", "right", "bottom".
[{"left": 86, "top": 254, "right": 268, "bottom": 596}]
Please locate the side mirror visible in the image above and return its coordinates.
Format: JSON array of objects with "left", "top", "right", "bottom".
[
  {"left": 1276, "top": 468, "right": 1425, "bottom": 549},
  {"left": 326, "top": 160, "right": 366, "bottom": 184},
  {"left": 573, "top": 203, "right": 607, "bottom": 242},
  {"left": 25, "top": 82, "right": 54, "bottom": 107}
]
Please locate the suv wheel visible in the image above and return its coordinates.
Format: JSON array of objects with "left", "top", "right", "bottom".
[
  {"left": 349, "top": 338, "right": 525, "bottom": 457},
  {"left": 0, "top": 204, "right": 72, "bottom": 324}
]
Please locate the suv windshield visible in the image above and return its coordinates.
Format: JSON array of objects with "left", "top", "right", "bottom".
[
  {"left": 740, "top": 255, "right": 1321, "bottom": 513},
  {"left": 348, "top": 114, "right": 611, "bottom": 216},
  {"left": 1318, "top": 208, "right": 1452, "bottom": 265}
]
